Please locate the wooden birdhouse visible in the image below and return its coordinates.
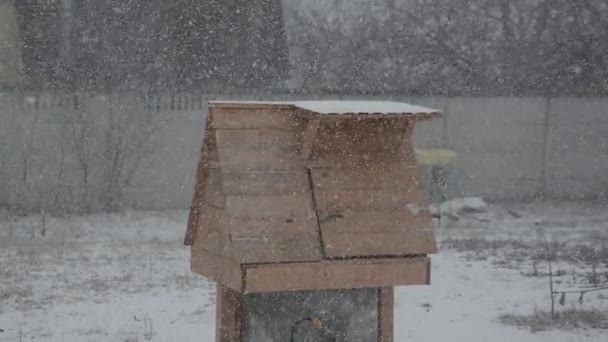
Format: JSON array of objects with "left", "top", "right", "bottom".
[{"left": 185, "top": 100, "right": 440, "bottom": 342}]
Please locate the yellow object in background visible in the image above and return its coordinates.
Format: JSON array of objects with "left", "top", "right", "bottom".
[{"left": 415, "top": 149, "right": 458, "bottom": 166}]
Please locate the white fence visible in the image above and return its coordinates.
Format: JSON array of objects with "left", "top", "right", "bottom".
[{"left": 1, "top": 93, "right": 607, "bottom": 212}]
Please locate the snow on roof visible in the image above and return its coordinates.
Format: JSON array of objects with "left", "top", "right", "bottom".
[{"left": 209, "top": 100, "right": 440, "bottom": 116}]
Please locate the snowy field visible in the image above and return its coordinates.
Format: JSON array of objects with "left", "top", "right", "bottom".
[{"left": 1, "top": 201, "right": 608, "bottom": 342}]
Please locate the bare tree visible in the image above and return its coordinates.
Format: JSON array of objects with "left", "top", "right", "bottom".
[
  {"left": 287, "top": 0, "right": 608, "bottom": 95},
  {"left": 98, "top": 96, "right": 165, "bottom": 212},
  {"left": 64, "top": 100, "right": 96, "bottom": 213}
]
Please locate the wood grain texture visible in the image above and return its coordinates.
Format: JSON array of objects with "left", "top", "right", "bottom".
[
  {"left": 227, "top": 216, "right": 323, "bottom": 264},
  {"left": 309, "top": 118, "right": 414, "bottom": 167},
  {"left": 318, "top": 210, "right": 433, "bottom": 233},
  {"left": 233, "top": 231, "right": 323, "bottom": 264},
  {"left": 310, "top": 165, "right": 424, "bottom": 190},
  {"left": 378, "top": 287, "right": 394, "bottom": 342},
  {"left": 323, "top": 230, "right": 437, "bottom": 258},
  {"left": 225, "top": 193, "right": 316, "bottom": 219},
  {"left": 191, "top": 205, "right": 227, "bottom": 256},
  {"left": 243, "top": 257, "right": 430, "bottom": 293},
  {"left": 191, "top": 248, "right": 242, "bottom": 292},
  {"left": 216, "top": 170, "right": 309, "bottom": 195},
  {"left": 319, "top": 209, "right": 436, "bottom": 258},
  {"left": 216, "top": 285, "right": 242, "bottom": 342},
  {"left": 185, "top": 115, "right": 220, "bottom": 246},
  {"left": 216, "top": 129, "right": 300, "bottom": 151},
  {"left": 210, "top": 106, "right": 299, "bottom": 130},
  {"left": 301, "top": 117, "right": 320, "bottom": 161},
  {"left": 314, "top": 188, "right": 428, "bottom": 215}
]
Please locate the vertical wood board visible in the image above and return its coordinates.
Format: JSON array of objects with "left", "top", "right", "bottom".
[
  {"left": 185, "top": 115, "right": 220, "bottom": 246},
  {"left": 216, "top": 285, "right": 243, "bottom": 342},
  {"left": 378, "top": 287, "right": 394, "bottom": 342}
]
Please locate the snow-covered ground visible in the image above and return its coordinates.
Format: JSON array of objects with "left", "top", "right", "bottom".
[{"left": 1, "top": 201, "right": 607, "bottom": 341}]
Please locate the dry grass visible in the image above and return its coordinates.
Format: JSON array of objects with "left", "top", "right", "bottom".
[
  {"left": 442, "top": 238, "right": 608, "bottom": 264},
  {"left": 499, "top": 309, "right": 608, "bottom": 332}
]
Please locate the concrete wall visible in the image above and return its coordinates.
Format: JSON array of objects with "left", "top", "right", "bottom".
[
  {"left": 412, "top": 97, "right": 608, "bottom": 200},
  {"left": 1, "top": 94, "right": 607, "bottom": 211}
]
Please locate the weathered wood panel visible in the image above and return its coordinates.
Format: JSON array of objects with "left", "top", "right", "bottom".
[
  {"left": 185, "top": 116, "right": 221, "bottom": 246},
  {"left": 223, "top": 216, "right": 317, "bottom": 237},
  {"left": 317, "top": 208, "right": 435, "bottom": 258},
  {"left": 192, "top": 205, "right": 227, "bottom": 255},
  {"left": 211, "top": 151, "right": 305, "bottom": 171},
  {"left": 311, "top": 165, "right": 424, "bottom": 190},
  {"left": 322, "top": 230, "right": 437, "bottom": 258},
  {"left": 225, "top": 193, "right": 316, "bottom": 219},
  {"left": 314, "top": 188, "right": 428, "bottom": 215},
  {"left": 191, "top": 248, "right": 243, "bottom": 292},
  {"left": 216, "top": 285, "right": 242, "bottom": 342},
  {"left": 210, "top": 106, "right": 299, "bottom": 130},
  {"left": 214, "top": 129, "right": 304, "bottom": 170},
  {"left": 318, "top": 210, "right": 433, "bottom": 233},
  {"left": 215, "top": 129, "right": 300, "bottom": 151},
  {"left": 195, "top": 206, "right": 322, "bottom": 264},
  {"left": 309, "top": 118, "right": 414, "bottom": 166},
  {"left": 227, "top": 216, "right": 322, "bottom": 264},
  {"left": 233, "top": 232, "right": 323, "bottom": 264},
  {"left": 378, "top": 287, "right": 394, "bottom": 342},
  {"left": 216, "top": 170, "right": 309, "bottom": 195},
  {"left": 203, "top": 168, "right": 227, "bottom": 208},
  {"left": 243, "top": 257, "right": 430, "bottom": 293}
]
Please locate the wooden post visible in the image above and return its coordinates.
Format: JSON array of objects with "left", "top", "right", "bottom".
[
  {"left": 216, "top": 285, "right": 242, "bottom": 342},
  {"left": 378, "top": 287, "right": 394, "bottom": 342}
]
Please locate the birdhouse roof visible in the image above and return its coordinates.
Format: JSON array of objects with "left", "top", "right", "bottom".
[
  {"left": 186, "top": 100, "right": 438, "bottom": 293},
  {"left": 209, "top": 100, "right": 440, "bottom": 118}
]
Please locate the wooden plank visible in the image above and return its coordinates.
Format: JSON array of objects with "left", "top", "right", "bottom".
[
  {"left": 227, "top": 216, "right": 319, "bottom": 238},
  {"left": 309, "top": 118, "right": 413, "bottom": 166},
  {"left": 185, "top": 116, "right": 220, "bottom": 246},
  {"left": 311, "top": 165, "right": 424, "bottom": 190},
  {"left": 210, "top": 107, "right": 299, "bottom": 130},
  {"left": 233, "top": 231, "right": 323, "bottom": 264},
  {"left": 243, "top": 257, "right": 430, "bottom": 293},
  {"left": 203, "top": 169, "right": 226, "bottom": 208},
  {"left": 191, "top": 248, "right": 242, "bottom": 292},
  {"left": 318, "top": 210, "right": 433, "bottom": 233},
  {"left": 301, "top": 118, "right": 320, "bottom": 161},
  {"left": 192, "top": 205, "right": 237, "bottom": 258},
  {"left": 225, "top": 193, "right": 316, "bottom": 219},
  {"left": 322, "top": 230, "right": 437, "bottom": 258},
  {"left": 216, "top": 170, "right": 309, "bottom": 195},
  {"left": 316, "top": 208, "right": 436, "bottom": 258},
  {"left": 309, "top": 155, "right": 417, "bottom": 169},
  {"left": 313, "top": 116, "right": 409, "bottom": 131},
  {"left": 378, "top": 287, "right": 394, "bottom": 342},
  {"left": 195, "top": 211, "right": 323, "bottom": 264},
  {"left": 216, "top": 285, "right": 242, "bottom": 342},
  {"left": 315, "top": 126, "right": 405, "bottom": 154},
  {"left": 224, "top": 216, "right": 323, "bottom": 264},
  {"left": 315, "top": 188, "right": 428, "bottom": 214},
  {"left": 214, "top": 149, "right": 305, "bottom": 171},
  {"left": 215, "top": 129, "right": 301, "bottom": 151}
]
